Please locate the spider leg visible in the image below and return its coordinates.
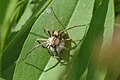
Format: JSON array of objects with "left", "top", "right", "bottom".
[
  {"left": 25, "top": 62, "right": 44, "bottom": 72},
  {"left": 64, "top": 25, "right": 89, "bottom": 50},
  {"left": 44, "top": 28, "right": 51, "bottom": 37},
  {"left": 64, "top": 24, "right": 89, "bottom": 31},
  {"left": 75, "top": 25, "right": 88, "bottom": 45},
  {"left": 64, "top": 38, "right": 78, "bottom": 50},
  {"left": 23, "top": 42, "right": 46, "bottom": 60},
  {"left": 25, "top": 60, "right": 60, "bottom": 72},
  {"left": 30, "top": 32, "right": 48, "bottom": 39},
  {"left": 59, "top": 61, "right": 68, "bottom": 66},
  {"left": 44, "top": 60, "right": 60, "bottom": 72},
  {"left": 37, "top": 39, "right": 47, "bottom": 42},
  {"left": 47, "top": 50, "right": 54, "bottom": 56},
  {"left": 64, "top": 38, "right": 77, "bottom": 46},
  {"left": 37, "top": 39, "right": 47, "bottom": 48},
  {"left": 50, "top": 7, "right": 66, "bottom": 29},
  {"left": 44, "top": 56, "right": 67, "bottom": 72},
  {"left": 50, "top": 10, "right": 54, "bottom": 35}
]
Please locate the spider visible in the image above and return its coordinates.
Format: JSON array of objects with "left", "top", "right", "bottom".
[{"left": 23, "top": 7, "right": 89, "bottom": 72}]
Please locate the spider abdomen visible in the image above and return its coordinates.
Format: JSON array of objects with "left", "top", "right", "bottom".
[{"left": 46, "top": 36, "right": 65, "bottom": 56}]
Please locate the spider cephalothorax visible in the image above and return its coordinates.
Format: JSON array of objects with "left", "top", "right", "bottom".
[
  {"left": 46, "top": 30, "right": 65, "bottom": 57},
  {"left": 52, "top": 30, "right": 65, "bottom": 39}
]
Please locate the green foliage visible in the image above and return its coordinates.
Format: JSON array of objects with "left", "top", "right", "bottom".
[{"left": 0, "top": 0, "right": 115, "bottom": 80}]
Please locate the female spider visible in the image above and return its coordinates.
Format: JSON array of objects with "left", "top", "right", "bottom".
[{"left": 23, "top": 7, "right": 88, "bottom": 72}]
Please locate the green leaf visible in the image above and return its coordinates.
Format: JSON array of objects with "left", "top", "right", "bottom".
[
  {"left": 86, "top": 0, "right": 114, "bottom": 80},
  {"left": 1, "top": 0, "right": 52, "bottom": 79},
  {"left": 0, "top": 0, "right": 17, "bottom": 51},
  {"left": 59, "top": 0, "right": 114, "bottom": 80},
  {"left": 13, "top": 0, "right": 94, "bottom": 80},
  {"left": 0, "top": 0, "right": 18, "bottom": 76}
]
